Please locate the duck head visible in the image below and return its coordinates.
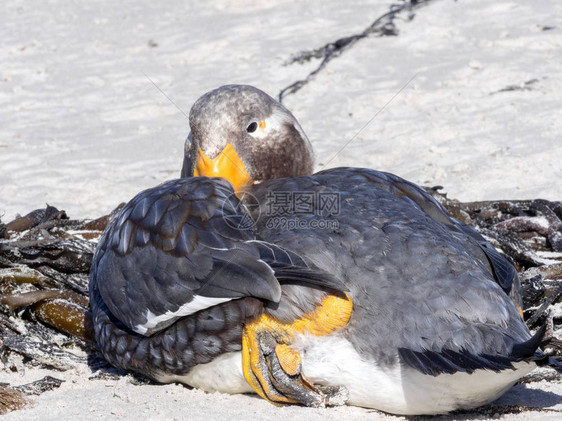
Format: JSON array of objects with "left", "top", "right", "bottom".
[{"left": 182, "top": 85, "right": 314, "bottom": 192}]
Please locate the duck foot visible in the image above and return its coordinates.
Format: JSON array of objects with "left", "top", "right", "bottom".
[{"left": 242, "top": 294, "right": 352, "bottom": 407}]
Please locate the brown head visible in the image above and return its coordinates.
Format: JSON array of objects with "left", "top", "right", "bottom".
[{"left": 182, "top": 85, "right": 314, "bottom": 192}]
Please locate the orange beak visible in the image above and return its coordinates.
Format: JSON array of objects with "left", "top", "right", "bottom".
[{"left": 193, "top": 142, "right": 253, "bottom": 193}]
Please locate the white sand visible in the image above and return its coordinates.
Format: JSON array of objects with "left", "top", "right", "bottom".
[{"left": 1, "top": 0, "right": 561, "bottom": 419}]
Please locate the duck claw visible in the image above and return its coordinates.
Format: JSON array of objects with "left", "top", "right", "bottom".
[
  {"left": 267, "top": 337, "right": 349, "bottom": 407},
  {"left": 244, "top": 326, "right": 348, "bottom": 407},
  {"left": 242, "top": 294, "right": 352, "bottom": 407},
  {"left": 242, "top": 318, "right": 304, "bottom": 405},
  {"left": 261, "top": 330, "right": 327, "bottom": 407}
]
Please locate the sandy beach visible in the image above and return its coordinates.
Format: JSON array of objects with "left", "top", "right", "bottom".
[{"left": 1, "top": 0, "right": 561, "bottom": 419}]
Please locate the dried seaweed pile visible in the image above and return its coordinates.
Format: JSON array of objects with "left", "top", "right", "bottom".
[
  {"left": 0, "top": 206, "right": 116, "bottom": 413},
  {"left": 1, "top": 193, "right": 562, "bottom": 412}
]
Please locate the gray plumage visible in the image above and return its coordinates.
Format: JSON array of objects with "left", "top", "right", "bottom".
[
  {"left": 246, "top": 168, "right": 535, "bottom": 373},
  {"left": 90, "top": 280, "right": 261, "bottom": 378},
  {"left": 89, "top": 176, "right": 346, "bottom": 378}
]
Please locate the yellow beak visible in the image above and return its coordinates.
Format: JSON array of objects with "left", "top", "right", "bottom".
[{"left": 193, "top": 142, "right": 252, "bottom": 193}]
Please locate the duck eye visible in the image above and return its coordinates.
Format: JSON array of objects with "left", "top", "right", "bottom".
[{"left": 246, "top": 122, "right": 258, "bottom": 133}]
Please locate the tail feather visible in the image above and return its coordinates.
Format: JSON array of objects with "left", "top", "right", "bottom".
[
  {"left": 530, "top": 323, "right": 562, "bottom": 373},
  {"left": 511, "top": 322, "right": 547, "bottom": 361},
  {"left": 398, "top": 323, "right": 551, "bottom": 376}
]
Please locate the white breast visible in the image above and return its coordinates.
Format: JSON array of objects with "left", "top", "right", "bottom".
[
  {"left": 155, "top": 351, "right": 252, "bottom": 394},
  {"left": 293, "top": 333, "right": 535, "bottom": 415},
  {"left": 154, "top": 334, "right": 534, "bottom": 415}
]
